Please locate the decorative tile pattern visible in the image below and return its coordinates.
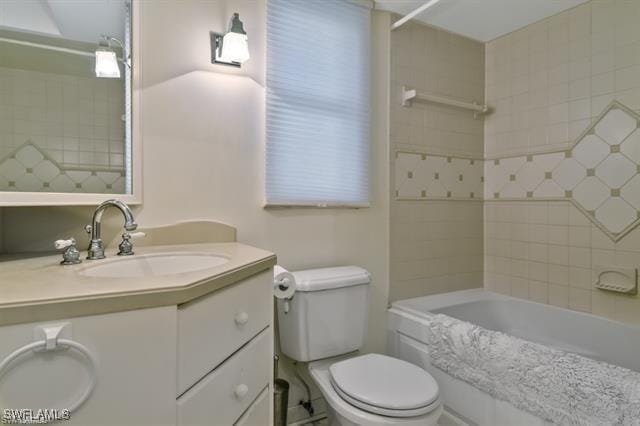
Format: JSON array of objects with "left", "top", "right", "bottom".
[
  {"left": 395, "top": 151, "right": 483, "bottom": 200},
  {"left": 0, "top": 142, "right": 125, "bottom": 194},
  {"left": 0, "top": 66, "right": 126, "bottom": 170},
  {"left": 484, "top": 102, "right": 640, "bottom": 241},
  {"left": 393, "top": 102, "right": 640, "bottom": 240}
]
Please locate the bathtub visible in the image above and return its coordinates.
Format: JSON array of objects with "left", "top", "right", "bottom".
[{"left": 387, "top": 289, "right": 640, "bottom": 426}]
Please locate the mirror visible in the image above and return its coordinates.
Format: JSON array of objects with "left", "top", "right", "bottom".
[{"left": 0, "top": 0, "right": 139, "bottom": 205}]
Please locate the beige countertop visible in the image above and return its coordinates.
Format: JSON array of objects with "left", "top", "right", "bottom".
[{"left": 0, "top": 242, "right": 276, "bottom": 326}]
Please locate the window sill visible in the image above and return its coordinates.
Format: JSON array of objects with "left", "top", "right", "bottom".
[{"left": 264, "top": 202, "right": 370, "bottom": 209}]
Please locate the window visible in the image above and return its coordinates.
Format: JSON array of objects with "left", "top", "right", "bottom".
[{"left": 266, "top": 0, "right": 371, "bottom": 207}]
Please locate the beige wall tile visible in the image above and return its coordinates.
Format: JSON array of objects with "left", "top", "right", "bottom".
[
  {"left": 569, "top": 287, "right": 592, "bottom": 312},
  {"left": 484, "top": 1, "right": 640, "bottom": 326},
  {"left": 390, "top": 19, "right": 485, "bottom": 301},
  {"left": 529, "top": 280, "right": 549, "bottom": 303},
  {"left": 549, "top": 284, "right": 570, "bottom": 307},
  {"left": 549, "top": 245, "right": 569, "bottom": 265}
]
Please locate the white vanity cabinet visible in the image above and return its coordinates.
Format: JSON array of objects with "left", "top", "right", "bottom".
[
  {"left": 176, "top": 269, "right": 273, "bottom": 425},
  {"left": 0, "top": 305, "right": 178, "bottom": 425},
  {"left": 0, "top": 270, "right": 273, "bottom": 426}
]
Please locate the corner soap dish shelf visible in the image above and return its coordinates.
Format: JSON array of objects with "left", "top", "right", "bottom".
[{"left": 594, "top": 266, "right": 638, "bottom": 295}]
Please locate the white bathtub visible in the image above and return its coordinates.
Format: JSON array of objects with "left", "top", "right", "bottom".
[{"left": 387, "top": 289, "right": 640, "bottom": 426}]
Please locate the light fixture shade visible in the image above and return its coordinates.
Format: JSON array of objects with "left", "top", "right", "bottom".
[
  {"left": 95, "top": 49, "right": 121, "bottom": 78},
  {"left": 220, "top": 32, "right": 250, "bottom": 64}
]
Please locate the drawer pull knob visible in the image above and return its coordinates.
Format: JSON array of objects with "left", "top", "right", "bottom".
[
  {"left": 235, "top": 312, "right": 249, "bottom": 325},
  {"left": 234, "top": 384, "right": 249, "bottom": 399}
]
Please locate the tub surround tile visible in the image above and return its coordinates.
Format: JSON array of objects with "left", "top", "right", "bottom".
[
  {"left": 481, "top": 102, "right": 640, "bottom": 241},
  {"left": 391, "top": 20, "right": 485, "bottom": 302},
  {"left": 395, "top": 151, "right": 483, "bottom": 200},
  {"left": 483, "top": 0, "right": 640, "bottom": 323},
  {"left": 528, "top": 280, "right": 549, "bottom": 304},
  {"left": 569, "top": 287, "right": 592, "bottom": 312},
  {"left": 0, "top": 143, "right": 125, "bottom": 193},
  {"left": 394, "top": 1, "right": 640, "bottom": 324}
]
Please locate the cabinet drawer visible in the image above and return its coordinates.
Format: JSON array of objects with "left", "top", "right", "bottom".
[
  {"left": 235, "top": 387, "right": 270, "bottom": 426},
  {"left": 178, "top": 270, "right": 272, "bottom": 394},
  {"left": 177, "top": 328, "right": 271, "bottom": 426}
]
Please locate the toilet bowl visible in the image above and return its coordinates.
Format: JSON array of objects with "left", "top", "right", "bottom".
[
  {"left": 276, "top": 266, "right": 442, "bottom": 426},
  {"left": 309, "top": 354, "right": 442, "bottom": 426}
]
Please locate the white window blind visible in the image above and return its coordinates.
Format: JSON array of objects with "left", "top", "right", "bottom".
[{"left": 266, "top": 0, "right": 371, "bottom": 207}]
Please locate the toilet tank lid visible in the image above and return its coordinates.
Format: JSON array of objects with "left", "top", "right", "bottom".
[{"left": 292, "top": 266, "right": 371, "bottom": 292}]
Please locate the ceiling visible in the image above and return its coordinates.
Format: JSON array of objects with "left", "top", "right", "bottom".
[
  {"left": 375, "top": 0, "right": 589, "bottom": 42},
  {"left": 0, "top": 0, "right": 126, "bottom": 43}
]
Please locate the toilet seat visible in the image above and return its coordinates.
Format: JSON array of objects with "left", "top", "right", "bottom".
[{"left": 329, "top": 354, "right": 440, "bottom": 418}]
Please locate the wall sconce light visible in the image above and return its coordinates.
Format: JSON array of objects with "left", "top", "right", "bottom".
[
  {"left": 95, "top": 35, "right": 128, "bottom": 78},
  {"left": 210, "top": 13, "right": 250, "bottom": 67}
]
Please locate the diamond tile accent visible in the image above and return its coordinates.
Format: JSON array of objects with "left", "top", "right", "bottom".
[
  {"left": 594, "top": 108, "right": 637, "bottom": 145},
  {"left": 621, "top": 129, "right": 640, "bottom": 163},
  {"left": 500, "top": 157, "right": 526, "bottom": 174},
  {"left": 536, "top": 152, "right": 565, "bottom": 171},
  {"left": 596, "top": 198, "right": 637, "bottom": 234},
  {"left": 50, "top": 175, "right": 76, "bottom": 193},
  {"left": 573, "top": 135, "right": 609, "bottom": 168},
  {"left": 516, "top": 162, "right": 545, "bottom": 192},
  {"left": 574, "top": 178, "right": 609, "bottom": 210},
  {"left": 33, "top": 160, "right": 60, "bottom": 182},
  {"left": 501, "top": 182, "right": 525, "bottom": 198},
  {"left": 0, "top": 143, "right": 126, "bottom": 194},
  {"left": 595, "top": 154, "right": 636, "bottom": 188},
  {"left": 0, "top": 159, "right": 26, "bottom": 180},
  {"left": 621, "top": 175, "right": 640, "bottom": 209},
  {"left": 15, "top": 145, "right": 44, "bottom": 168},
  {"left": 15, "top": 173, "right": 42, "bottom": 192},
  {"left": 395, "top": 152, "right": 483, "bottom": 199},
  {"left": 534, "top": 180, "right": 564, "bottom": 197},
  {"left": 395, "top": 102, "right": 640, "bottom": 241},
  {"left": 553, "top": 159, "right": 586, "bottom": 190}
]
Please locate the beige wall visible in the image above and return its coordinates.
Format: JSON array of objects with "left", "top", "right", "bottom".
[
  {"left": 389, "top": 20, "right": 485, "bottom": 301},
  {"left": 484, "top": 0, "right": 640, "bottom": 323}
]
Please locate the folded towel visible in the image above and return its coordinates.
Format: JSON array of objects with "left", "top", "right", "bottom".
[{"left": 422, "top": 314, "right": 640, "bottom": 426}]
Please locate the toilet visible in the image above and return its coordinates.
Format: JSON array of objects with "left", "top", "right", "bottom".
[{"left": 277, "top": 266, "right": 442, "bottom": 426}]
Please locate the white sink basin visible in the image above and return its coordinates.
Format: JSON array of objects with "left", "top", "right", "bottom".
[{"left": 78, "top": 253, "right": 230, "bottom": 278}]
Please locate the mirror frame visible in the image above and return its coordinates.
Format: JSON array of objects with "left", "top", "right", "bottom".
[{"left": 0, "top": 1, "right": 142, "bottom": 206}]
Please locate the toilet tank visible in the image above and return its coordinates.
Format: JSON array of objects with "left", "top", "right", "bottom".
[{"left": 277, "top": 266, "right": 371, "bottom": 362}]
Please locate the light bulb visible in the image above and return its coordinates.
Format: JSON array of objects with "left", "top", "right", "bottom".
[
  {"left": 95, "top": 49, "right": 121, "bottom": 78},
  {"left": 220, "top": 32, "right": 250, "bottom": 64}
]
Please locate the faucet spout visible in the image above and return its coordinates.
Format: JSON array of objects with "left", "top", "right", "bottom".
[{"left": 86, "top": 199, "right": 137, "bottom": 260}]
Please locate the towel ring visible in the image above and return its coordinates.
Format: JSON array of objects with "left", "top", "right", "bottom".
[{"left": 0, "top": 338, "right": 97, "bottom": 413}]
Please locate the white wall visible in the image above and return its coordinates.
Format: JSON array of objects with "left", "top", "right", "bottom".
[{"left": 0, "top": 1, "right": 390, "bottom": 420}]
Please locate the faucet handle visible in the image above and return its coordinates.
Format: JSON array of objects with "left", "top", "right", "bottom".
[
  {"left": 54, "top": 238, "right": 75, "bottom": 250},
  {"left": 55, "top": 238, "right": 82, "bottom": 265},
  {"left": 117, "top": 231, "right": 145, "bottom": 256}
]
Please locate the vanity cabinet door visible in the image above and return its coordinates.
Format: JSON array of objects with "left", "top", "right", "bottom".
[
  {"left": 177, "top": 270, "right": 272, "bottom": 394},
  {"left": 0, "top": 306, "right": 177, "bottom": 425},
  {"left": 177, "top": 328, "right": 271, "bottom": 426}
]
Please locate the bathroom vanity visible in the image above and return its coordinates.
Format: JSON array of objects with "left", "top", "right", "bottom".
[{"left": 0, "top": 222, "right": 276, "bottom": 426}]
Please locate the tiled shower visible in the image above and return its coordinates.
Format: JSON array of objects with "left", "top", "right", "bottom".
[{"left": 390, "top": 0, "right": 640, "bottom": 323}]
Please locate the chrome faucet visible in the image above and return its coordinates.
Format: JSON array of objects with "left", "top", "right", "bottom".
[{"left": 85, "top": 199, "right": 138, "bottom": 260}]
